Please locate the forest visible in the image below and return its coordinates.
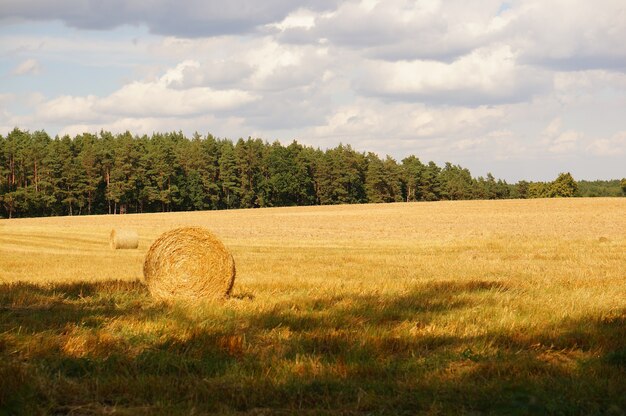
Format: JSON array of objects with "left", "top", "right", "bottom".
[{"left": 0, "top": 128, "right": 623, "bottom": 218}]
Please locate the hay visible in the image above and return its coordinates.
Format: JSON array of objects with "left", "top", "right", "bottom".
[
  {"left": 143, "top": 227, "right": 235, "bottom": 300},
  {"left": 110, "top": 229, "right": 139, "bottom": 249}
]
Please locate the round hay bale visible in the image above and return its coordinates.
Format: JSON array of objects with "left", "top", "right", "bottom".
[
  {"left": 110, "top": 229, "right": 139, "bottom": 249},
  {"left": 143, "top": 227, "right": 235, "bottom": 300}
]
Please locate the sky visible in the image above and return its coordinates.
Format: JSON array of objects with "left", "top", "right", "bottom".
[{"left": 1, "top": 0, "right": 625, "bottom": 182}]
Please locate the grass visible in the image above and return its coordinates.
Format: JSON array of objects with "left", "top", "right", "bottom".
[{"left": 0, "top": 198, "right": 625, "bottom": 415}]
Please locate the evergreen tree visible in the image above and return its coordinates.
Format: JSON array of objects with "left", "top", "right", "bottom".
[
  {"left": 365, "top": 153, "right": 386, "bottom": 203},
  {"left": 401, "top": 155, "right": 425, "bottom": 202},
  {"left": 365, "top": 153, "right": 402, "bottom": 203},
  {"left": 235, "top": 137, "right": 272, "bottom": 208},
  {"left": 289, "top": 141, "right": 316, "bottom": 206},
  {"left": 201, "top": 134, "right": 223, "bottom": 209},
  {"left": 420, "top": 162, "right": 441, "bottom": 201},
  {"left": 218, "top": 140, "right": 240, "bottom": 209},
  {"left": 75, "top": 133, "right": 102, "bottom": 215},
  {"left": 319, "top": 144, "right": 367, "bottom": 204},
  {"left": 439, "top": 162, "right": 473, "bottom": 200},
  {"left": 4, "top": 128, "right": 617, "bottom": 218},
  {"left": 143, "top": 133, "right": 181, "bottom": 212},
  {"left": 515, "top": 180, "right": 530, "bottom": 199},
  {"left": 177, "top": 133, "right": 210, "bottom": 210}
]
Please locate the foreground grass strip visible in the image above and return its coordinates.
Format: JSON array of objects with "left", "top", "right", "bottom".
[{"left": 0, "top": 279, "right": 624, "bottom": 415}]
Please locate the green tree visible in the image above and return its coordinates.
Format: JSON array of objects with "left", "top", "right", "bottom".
[
  {"left": 420, "top": 162, "right": 441, "bottom": 201},
  {"left": 235, "top": 138, "right": 265, "bottom": 208},
  {"left": 218, "top": 140, "right": 240, "bottom": 209},
  {"left": 401, "top": 155, "right": 425, "bottom": 202},
  {"left": 439, "top": 163, "right": 473, "bottom": 200},
  {"left": 621, "top": 178, "right": 626, "bottom": 196},
  {"left": 143, "top": 132, "right": 182, "bottom": 212},
  {"left": 549, "top": 172, "right": 578, "bottom": 197},
  {"left": 515, "top": 180, "right": 530, "bottom": 199},
  {"left": 75, "top": 133, "right": 102, "bottom": 215},
  {"left": 177, "top": 133, "right": 219, "bottom": 210},
  {"left": 318, "top": 144, "right": 367, "bottom": 205},
  {"left": 365, "top": 153, "right": 402, "bottom": 203},
  {"left": 528, "top": 182, "right": 549, "bottom": 198}
]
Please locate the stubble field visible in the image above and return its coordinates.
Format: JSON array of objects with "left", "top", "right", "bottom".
[{"left": 1, "top": 198, "right": 625, "bottom": 415}]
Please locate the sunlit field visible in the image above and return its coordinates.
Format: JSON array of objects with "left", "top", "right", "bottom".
[{"left": 1, "top": 198, "right": 625, "bottom": 415}]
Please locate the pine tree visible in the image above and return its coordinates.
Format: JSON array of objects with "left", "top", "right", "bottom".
[
  {"left": 218, "top": 140, "right": 240, "bottom": 209},
  {"left": 365, "top": 153, "right": 385, "bottom": 203},
  {"left": 235, "top": 137, "right": 266, "bottom": 208},
  {"left": 401, "top": 155, "right": 425, "bottom": 202},
  {"left": 439, "top": 163, "right": 473, "bottom": 200},
  {"left": 75, "top": 133, "right": 102, "bottom": 215},
  {"left": 420, "top": 162, "right": 441, "bottom": 201},
  {"left": 515, "top": 180, "right": 530, "bottom": 199}
]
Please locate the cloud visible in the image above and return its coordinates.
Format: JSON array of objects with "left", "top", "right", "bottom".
[
  {"left": 586, "top": 131, "right": 626, "bottom": 156},
  {"left": 508, "top": 0, "right": 626, "bottom": 72},
  {"left": 3, "top": 0, "right": 626, "bottom": 182},
  {"left": 539, "top": 118, "right": 582, "bottom": 154},
  {"left": 36, "top": 95, "right": 100, "bottom": 122},
  {"left": 311, "top": 98, "right": 504, "bottom": 144},
  {"left": 277, "top": 0, "right": 511, "bottom": 61},
  {"left": 0, "top": 0, "right": 342, "bottom": 37},
  {"left": 32, "top": 61, "right": 259, "bottom": 124},
  {"left": 358, "top": 45, "right": 548, "bottom": 105},
  {"left": 11, "top": 58, "right": 41, "bottom": 75}
]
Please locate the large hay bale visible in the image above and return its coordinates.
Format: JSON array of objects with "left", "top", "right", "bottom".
[
  {"left": 143, "top": 227, "right": 235, "bottom": 300},
  {"left": 110, "top": 229, "right": 139, "bottom": 249}
]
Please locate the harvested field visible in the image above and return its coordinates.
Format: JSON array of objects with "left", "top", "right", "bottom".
[{"left": 0, "top": 198, "right": 625, "bottom": 415}]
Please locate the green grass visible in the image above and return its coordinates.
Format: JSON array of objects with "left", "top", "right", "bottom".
[{"left": 1, "top": 279, "right": 624, "bottom": 415}]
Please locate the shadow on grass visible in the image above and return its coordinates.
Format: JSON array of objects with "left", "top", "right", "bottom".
[{"left": 0, "top": 279, "right": 624, "bottom": 415}]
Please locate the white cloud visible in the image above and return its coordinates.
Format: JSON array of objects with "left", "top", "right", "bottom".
[
  {"left": 268, "top": 8, "right": 318, "bottom": 31},
  {"left": 37, "top": 95, "right": 100, "bottom": 122},
  {"left": 548, "top": 130, "right": 581, "bottom": 154},
  {"left": 586, "top": 131, "right": 626, "bottom": 156},
  {"left": 539, "top": 118, "right": 582, "bottom": 154},
  {"left": 97, "top": 82, "right": 257, "bottom": 118},
  {"left": 282, "top": 0, "right": 508, "bottom": 61},
  {"left": 509, "top": 0, "right": 626, "bottom": 71},
  {"left": 359, "top": 45, "right": 548, "bottom": 104},
  {"left": 11, "top": 58, "right": 41, "bottom": 75},
  {"left": 311, "top": 98, "right": 504, "bottom": 145},
  {"left": 31, "top": 61, "right": 259, "bottom": 124}
]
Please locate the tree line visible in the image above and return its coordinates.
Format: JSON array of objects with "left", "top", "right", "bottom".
[{"left": 0, "top": 128, "right": 621, "bottom": 218}]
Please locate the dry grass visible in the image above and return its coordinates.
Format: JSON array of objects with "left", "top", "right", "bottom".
[{"left": 0, "top": 198, "right": 624, "bottom": 415}]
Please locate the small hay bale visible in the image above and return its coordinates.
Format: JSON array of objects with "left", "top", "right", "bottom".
[
  {"left": 110, "top": 229, "right": 139, "bottom": 249},
  {"left": 143, "top": 227, "right": 235, "bottom": 300}
]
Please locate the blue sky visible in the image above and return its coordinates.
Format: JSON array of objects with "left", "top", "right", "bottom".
[{"left": 1, "top": 0, "right": 625, "bottom": 182}]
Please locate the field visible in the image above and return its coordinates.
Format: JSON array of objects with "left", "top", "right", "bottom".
[{"left": 1, "top": 198, "right": 625, "bottom": 415}]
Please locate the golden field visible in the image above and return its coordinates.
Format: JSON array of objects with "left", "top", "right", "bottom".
[{"left": 0, "top": 198, "right": 625, "bottom": 415}]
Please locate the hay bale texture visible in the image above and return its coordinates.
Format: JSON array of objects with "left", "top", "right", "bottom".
[
  {"left": 143, "top": 227, "right": 235, "bottom": 300},
  {"left": 110, "top": 229, "right": 139, "bottom": 249}
]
